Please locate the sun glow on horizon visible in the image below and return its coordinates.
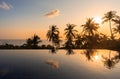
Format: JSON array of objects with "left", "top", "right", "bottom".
[{"left": 93, "top": 16, "right": 102, "bottom": 25}]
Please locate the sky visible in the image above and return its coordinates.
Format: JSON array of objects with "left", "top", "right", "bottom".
[{"left": 0, "top": 0, "right": 120, "bottom": 39}]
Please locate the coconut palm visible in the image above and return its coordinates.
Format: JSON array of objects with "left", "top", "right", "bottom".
[
  {"left": 47, "top": 25, "right": 60, "bottom": 48},
  {"left": 64, "top": 24, "right": 77, "bottom": 48},
  {"left": 81, "top": 18, "right": 99, "bottom": 48},
  {"left": 102, "top": 11, "right": 117, "bottom": 39},
  {"left": 112, "top": 16, "right": 120, "bottom": 35},
  {"left": 81, "top": 18, "right": 99, "bottom": 36},
  {"left": 32, "top": 34, "right": 41, "bottom": 48},
  {"left": 25, "top": 34, "right": 41, "bottom": 48},
  {"left": 75, "top": 34, "right": 83, "bottom": 48}
]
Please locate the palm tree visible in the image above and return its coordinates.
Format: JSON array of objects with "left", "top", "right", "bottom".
[
  {"left": 46, "top": 25, "right": 60, "bottom": 48},
  {"left": 25, "top": 34, "right": 41, "bottom": 48},
  {"left": 64, "top": 24, "right": 77, "bottom": 48},
  {"left": 102, "top": 11, "right": 117, "bottom": 39},
  {"left": 81, "top": 18, "right": 99, "bottom": 36},
  {"left": 112, "top": 16, "right": 120, "bottom": 35},
  {"left": 75, "top": 34, "right": 83, "bottom": 48},
  {"left": 32, "top": 34, "right": 41, "bottom": 48},
  {"left": 81, "top": 18, "right": 99, "bottom": 48}
]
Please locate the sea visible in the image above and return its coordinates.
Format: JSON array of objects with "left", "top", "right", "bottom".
[{"left": 0, "top": 39, "right": 52, "bottom": 46}]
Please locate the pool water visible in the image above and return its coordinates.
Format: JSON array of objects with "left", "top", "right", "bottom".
[{"left": 0, "top": 49, "right": 120, "bottom": 79}]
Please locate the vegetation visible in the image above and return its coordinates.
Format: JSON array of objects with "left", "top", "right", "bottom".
[
  {"left": 46, "top": 25, "right": 61, "bottom": 48},
  {"left": 64, "top": 24, "right": 77, "bottom": 49},
  {"left": 102, "top": 11, "right": 117, "bottom": 39},
  {"left": 0, "top": 10, "right": 120, "bottom": 51}
]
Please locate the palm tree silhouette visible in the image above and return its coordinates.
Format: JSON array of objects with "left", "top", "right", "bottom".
[
  {"left": 102, "top": 11, "right": 117, "bottom": 39},
  {"left": 81, "top": 18, "right": 99, "bottom": 36},
  {"left": 81, "top": 18, "right": 99, "bottom": 48},
  {"left": 32, "top": 34, "right": 41, "bottom": 48},
  {"left": 47, "top": 25, "right": 60, "bottom": 48},
  {"left": 112, "top": 16, "right": 120, "bottom": 35},
  {"left": 25, "top": 34, "right": 41, "bottom": 48},
  {"left": 64, "top": 24, "right": 77, "bottom": 48},
  {"left": 75, "top": 34, "right": 83, "bottom": 48}
]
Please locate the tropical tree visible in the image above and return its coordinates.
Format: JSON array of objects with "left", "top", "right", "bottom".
[
  {"left": 112, "top": 16, "right": 120, "bottom": 35},
  {"left": 102, "top": 11, "right": 117, "bottom": 39},
  {"left": 32, "top": 34, "right": 41, "bottom": 48},
  {"left": 81, "top": 18, "right": 99, "bottom": 36},
  {"left": 75, "top": 34, "right": 83, "bottom": 48},
  {"left": 81, "top": 18, "right": 99, "bottom": 48},
  {"left": 64, "top": 24, "right": 77, "bottom": 48},
  {"left": 46, "top": 25, "right": 60, "bottom": 48},
  {"left": 25, "top": 34, "right": 41, "bottom": 48}
]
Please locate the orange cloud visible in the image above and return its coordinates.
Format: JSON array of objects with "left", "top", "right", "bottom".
[
  {"left": 0, "top": 2, "right": 13, "bottom": 10},
  {"left": 45, "top": 59, "right": 59, "bottom": 69},
  {"left": 45, "top": 9, "right": 60, "bottom": 18}
]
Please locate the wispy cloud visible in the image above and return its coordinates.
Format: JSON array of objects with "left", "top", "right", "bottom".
[
  {"left": 0, "top": 2, "right": 13, "bottom": 10},
  {"left": 45, "top": 9, "right": 60, "bottom": 18},
  {"left": 45, "top": 59, "right": 59, "bottom": 69}
]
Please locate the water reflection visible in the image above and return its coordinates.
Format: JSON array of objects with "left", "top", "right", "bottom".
[
  {"left": 49, "top": 47, "right": 57, "bottom": 54},
  {"left": 83, "top": 49, "right": 101, "bottom": 61},
  {"left": 0, "top": 50, "right": 120, "bottom": 79},
  {"left": 66, "top": 48, "right": 74, "bottom": 55},
  {"left": 0, "top": 68, "right": 9, "bottom": 77},
  {"left": 102, "top": 51, "right": 119, "bottom": 69},
  {"left": 45, "top": 59, "right": 59, "bottom": 69},
  {"left": 82, "top": 49, "right": 120, "bottom": 69}
]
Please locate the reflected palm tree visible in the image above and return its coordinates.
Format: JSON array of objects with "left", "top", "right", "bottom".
[
  {"left": 83, "top": 49, "right": 96, "bottom": 61},
  {"left": 49, "top": 47, "right": 57, "bottom": 54},
  {"left": 47, "top": 25, "right": 60, "bottom": 48},
  {"left": 113, "top": 52, "right": 120, "bottom": 61},
  {"left": 66, "top": 48, "right": 74, "bottom": 55},
  {"left": 102, "top": 51, "right": 119, "bottom": 69},
  {"left": 64, "top": 24, "right": 77, "bottom": 48},
  {"left": 102, "top": 11, "right": 117, "bottom": 39}
]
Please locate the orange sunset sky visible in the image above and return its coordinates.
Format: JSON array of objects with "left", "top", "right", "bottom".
[{"left": 0, "top": 0, "right": 120, "bottom": 39}]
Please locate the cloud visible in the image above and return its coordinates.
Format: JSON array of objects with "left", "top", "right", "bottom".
[
  {"left": 0, "top": 2, "right": 13, "bottom": 10},
  {"left": 45, "top": 9, "right": 60, "bottom": 18},
  {"left": 45, "top": 59, "right": 59, "bottom": 69}
]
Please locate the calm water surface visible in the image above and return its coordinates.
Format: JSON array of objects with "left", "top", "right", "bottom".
[{"left": 0, "top": 49, "right": 120, "bottom": 79}]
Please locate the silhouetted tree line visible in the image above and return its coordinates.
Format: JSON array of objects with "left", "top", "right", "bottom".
[{"left": 0, "top": 11, "right": 120, "bottom": 51}]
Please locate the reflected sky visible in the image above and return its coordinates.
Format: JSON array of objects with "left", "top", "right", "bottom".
[{"left": 0, "top": 50, "right": 120, "bottom": 79}]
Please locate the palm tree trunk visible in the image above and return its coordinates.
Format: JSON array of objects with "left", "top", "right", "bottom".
[{"left": 109, "top": 20, "right": 113, "bottom": 39}]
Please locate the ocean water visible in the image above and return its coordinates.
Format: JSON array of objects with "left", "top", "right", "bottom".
[{"left": 0, "top": 39, "right": 52, "bottom": 46}]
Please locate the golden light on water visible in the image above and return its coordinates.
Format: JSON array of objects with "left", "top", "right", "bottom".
[{"left": 94, "top": 55, "right": 101, "bottom": 60}]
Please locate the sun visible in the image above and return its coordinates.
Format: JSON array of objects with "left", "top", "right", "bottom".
[{"left": 93, "top": 16, "right": 102, "bottom": 25}]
